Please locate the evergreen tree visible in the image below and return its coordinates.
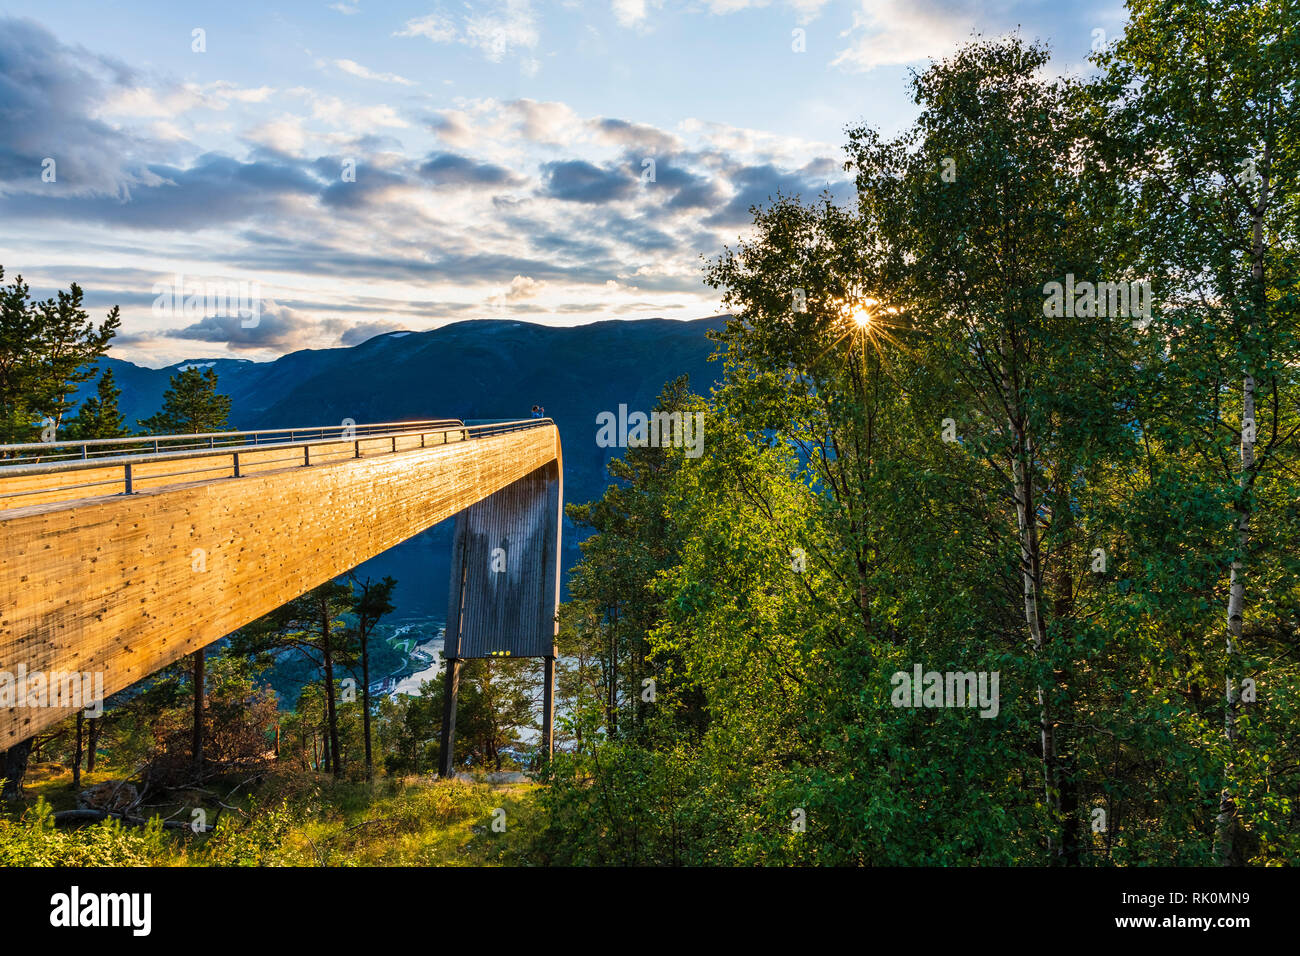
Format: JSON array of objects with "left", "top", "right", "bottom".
[
  {"left": 0, "top": 267, "right": 119, "bottom": 446},
  {"left": 138, "top": 366, "right": 232, "bottom": 434},
  {"left": 64, "top": 368, "right": 128, "bottom": 440}
]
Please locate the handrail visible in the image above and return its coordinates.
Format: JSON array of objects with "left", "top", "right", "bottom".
[
  {"left": 0, "top": 418, "right": 465, "bottom": 464},
  {"left": 0, "top": 419, "right": 555, "bottom": 502}
]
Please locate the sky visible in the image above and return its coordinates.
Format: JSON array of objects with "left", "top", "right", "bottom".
[{"left": 0, "top": 0, "right": 1124, "bottom": 367}]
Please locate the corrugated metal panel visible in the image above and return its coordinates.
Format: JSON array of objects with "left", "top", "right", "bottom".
[{"left": 445, "top": 461, "right": 561, "bottom": 659}]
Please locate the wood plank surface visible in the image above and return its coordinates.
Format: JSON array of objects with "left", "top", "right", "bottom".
[{"left": 0, "top": 425, "right": 559, "bottom": 744}]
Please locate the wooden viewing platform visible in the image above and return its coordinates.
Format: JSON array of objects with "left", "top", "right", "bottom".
[{"left": 0, "top": 418, "right": 563, "bottom": 761}]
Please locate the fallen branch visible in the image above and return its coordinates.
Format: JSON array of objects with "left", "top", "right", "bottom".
[{"left": 52, "top": 808, "right": 210, "bottom": 832}]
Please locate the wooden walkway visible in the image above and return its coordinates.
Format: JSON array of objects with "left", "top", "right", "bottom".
[{"left": 0, "top": 419, "right": 562, "bottom": 746}]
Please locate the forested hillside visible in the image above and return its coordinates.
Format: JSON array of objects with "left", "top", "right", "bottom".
[{"left": 534, "top": 16, "right": 1300, "bottom": 866}]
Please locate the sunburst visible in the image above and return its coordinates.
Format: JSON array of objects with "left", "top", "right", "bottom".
[{"left": 808, "top": 296, "right": 909, "bottom": 373}]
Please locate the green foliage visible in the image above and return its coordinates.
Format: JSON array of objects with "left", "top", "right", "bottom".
[
  {"left": 538, "top": 17, "right": 1300, "bottom": 867},
  {"left": 0, "top": 266, "right": 120, "bottom": 444},
  {"left": 63, "top": 367, "right": 128, "bottom": 440},
  {"left": 0, "top": 798, "right": 174, "bottom": 867},
  {"left": 137, "top": 366, "right": 232, "bottom": 434}
]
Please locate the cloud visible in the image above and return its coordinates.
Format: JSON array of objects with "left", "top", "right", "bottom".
[
  {"left": 590, "top": 117, "right": 682, "bottom": 155},
  {"left": 318, "top": 162, "right": 411, "bottom": 209},
  {"left": 611, "top": 0, "right": 651, "bottom": 28},
  {"left": 399, "top": 2, "right": 538, "bottom": 68},
  {"left": 500, "top": 275, "right": 545, "bottom": 301},
  {"left": 160, "top": 301, "right": 318, "bottom": 352},
  {"left": 99, "top": 81, "right": 275, "bottom": 119},
  {"left": 246, "top": 115, "right": 309, "bottom": 153},
  {"left": 301, "top": 92, "right": 410, "bottom": 130},
  {"left": 396, "top": 13, "right": 458, "bottom": 42},
  {"left": 509, "top": 99, "right": 582, "bottom": 143},
  {"left": 340, "top": 321, "right": 410, "bottom": 345},
  {"left": 3, "top": 15, "right": 856, "bottom": 358},
  {"left": 464, "top": 0, "right": 539, "bottom": 61},
  {"left": 334, "top": 59, "right": 415, "bottom": 86},
  {"left": 541, "top": 159, "right": 637, "bottom": 203},
  {"left": 704, "top": 159, "right": 849, "bottom": 226},
  {"left": 419, "top": 152, "right": 521, "bottom": 187},
  {"left": 832, "top": 0, "right": 1014, "bottom": 71},
  {"left": 0, "top": 17, "right": 168, "bottom": 198},
  {"left": 0, "top": 151, "right": 322, "bottom": 227},
  {"left": 426, "top": 109, "right": 478, "bottom": 148},
  {"left": 139, "top": 301, "right": 413, "bottom": 351}
]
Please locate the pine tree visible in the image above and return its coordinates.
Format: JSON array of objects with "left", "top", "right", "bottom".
[
  {"left": 0, "top": 266, "right": 119, "bottom": 446},
  {"left": 138, "top": 366, "right": 232, "bottom": 434},
  {"left": 64, "top": 368, "right": 128, "bottom": 440}
]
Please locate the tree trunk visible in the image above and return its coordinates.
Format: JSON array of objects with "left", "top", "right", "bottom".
[
  {"left": 1052, "top": 466, "right": 1081, "bottom": 866},
  {"left": 999, "top": 324, "right": 1065, "bottom": 862},
  {"left": 607, "top": 605, "right": 618, "bottom": 738},
  {"left": 361, "top": 632, "right": 373, "bottom": 781},
  {"left": 1011, "top": 437, "right": 1063, "bottom": 860},
  {"left": 86, "top": 718, "right": 100, "bottom": 772},
  {"left": 72, "top": 712, "right": 84, "bottom": 789},
  {"left": 191, "top": 648, "right": 205, "bottom": 771},
  {"left": 1216, "top": 149, "right": 1268, "bottom": 866},
  {"left": 1216, "top": 372, "right": 1254, "bottom": 866},
  {"left": 0, "top": 738, "right": 33, "bottom": 801},
  {"left": 321, "top": 602, "right": 343, "bottom": 779}
]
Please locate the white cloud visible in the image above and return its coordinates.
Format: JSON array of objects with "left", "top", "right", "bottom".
[
  {"left": 99, "top": 81, "right": 275, "bottom": 119},
  {"left": 464, "top": 0, "right": 539, "bottom": 61},
  {"left": 306, "top": 94, "right": 410, "bottom": 130},
  {"left": 832, "top": 0, "right": 984, "bottom": 71},
  {"left": 700, "top": 0, "right": 830, "bottom": 21},
  {"left": 396, "top": 13, "right": 458, "bottom": 42},
  {"left": 246, "top": 115, "right": 309, "bottom": 153},
  {"left": 612, "top": 0, "right": 649, "bottom": 28},
  {"left": 334, "top": 58, "right": 415, "bottom": 86},
  {"left": 509, "top": 99, "right": 582, "bottom": 143},
  {"left": 398, "top": 3, "right": 539, "bottom": 69},
  {"left": 492, "top": 274, "right": 545, "bottom": 302}
]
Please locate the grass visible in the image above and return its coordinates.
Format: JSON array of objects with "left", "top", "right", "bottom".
[{"left": 0, "top": 762, "right": 543, "bottom": 867}]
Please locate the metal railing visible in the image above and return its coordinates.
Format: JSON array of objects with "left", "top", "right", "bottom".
[
  {"left": 0, "top": 417, "right": 555, "bottom": 505},
  {"left": 0, "top": 418, "right": 466, "bottom": 466}
]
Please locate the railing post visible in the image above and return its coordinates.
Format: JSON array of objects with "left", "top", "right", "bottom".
[
  {"left": 81, "top": 444, "right": 88, "bottom": 460},
  {"left": 304, "top": 445, "right": 311, "bottom": 467},
  {"left": 123, "top": 462, "right": 133, "bottom": 495},
  {"left": 392, "top": 435, "right": 397, "bottom": 453},
  {"left": 232, "top": 452, "right": 241, "bottom": 478}
]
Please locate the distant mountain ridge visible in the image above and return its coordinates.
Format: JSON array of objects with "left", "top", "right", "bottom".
[{"left": 83, "top": 316, "right": 727, "bottom": 625}]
